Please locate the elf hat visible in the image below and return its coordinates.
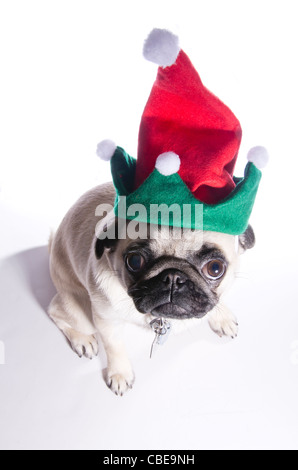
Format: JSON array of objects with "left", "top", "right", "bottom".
[{"left": 97, "top": 29, "right": 268, "bottom": 235}]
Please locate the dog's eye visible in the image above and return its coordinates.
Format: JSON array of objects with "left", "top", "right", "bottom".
[
  {"left": 125, "top": 253, "right": 145, "bottom": 273},
  {"left": 202, "top": 259, "right": 225, "bottom": 280}
]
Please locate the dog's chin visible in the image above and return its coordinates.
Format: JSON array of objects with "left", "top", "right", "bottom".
[{"left": 148, "top": 303, "right": 210, "bottom": 320}]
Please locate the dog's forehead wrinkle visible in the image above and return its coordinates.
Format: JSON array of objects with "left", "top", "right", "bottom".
[
  {"left": 125, "top": 239, "right": 152, "bottom": 255},
  {"left": 201, "top": 231, "right": 237, "bottom": 262},
  {"left": 197, "top": 243, "right": 226, "bottom": 261},
  {"left": 114, "top": 226, "right": 237, "bottom": 272},
  {"left": 150, "top": 230, "right": 204, "bottom": 257},
  {"left": 142, "top": 256, "right": 201, "bottom": 282}
]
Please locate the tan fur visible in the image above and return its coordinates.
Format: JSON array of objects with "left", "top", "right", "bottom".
[{"left": 48, "top": 183, "right": 241, "bottom": 396}]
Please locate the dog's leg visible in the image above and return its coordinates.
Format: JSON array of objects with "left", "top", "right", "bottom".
[
  {"left": 92, "top": 311, "right": 135, "bottom": 396},
  {"left": 48, "top": 293, "right": 99, "bottom": 359},
  {"left": 208, "top": 303, "right": 238, "bottom": 339}
]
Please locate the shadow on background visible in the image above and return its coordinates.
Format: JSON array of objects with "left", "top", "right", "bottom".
[
  {"left": 8, "top": 246, "right": 57, "bottom": 315},
  {"left": 2, "top": 246, "right": 107, "bottom": 364}
]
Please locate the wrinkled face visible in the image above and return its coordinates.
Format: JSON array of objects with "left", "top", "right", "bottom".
[{"left": 107, "top": 225, "right": 239, "bottom": 320}]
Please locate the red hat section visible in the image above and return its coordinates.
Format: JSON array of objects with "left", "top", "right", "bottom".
[{"left": 135, "top": 50, "right": 242, "bottom": 204}]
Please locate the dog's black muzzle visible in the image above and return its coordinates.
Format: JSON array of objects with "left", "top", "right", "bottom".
[{"left": 128, "top": 268, "right": 216, "bottom": 319}]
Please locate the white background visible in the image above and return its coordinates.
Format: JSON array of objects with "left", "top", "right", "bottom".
[{"left": 1, "top": 0, "right": 298, "bottom": 450}]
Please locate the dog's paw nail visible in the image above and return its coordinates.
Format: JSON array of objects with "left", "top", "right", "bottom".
[
  {"left": 107, "top": 372, "right": 135, "bottom": 396},
  {"left": 70, "top": 333, "right": 99, "bottom": 360},
  {"left": 209, "top": 312, "right": 239, "bottom": 340}
]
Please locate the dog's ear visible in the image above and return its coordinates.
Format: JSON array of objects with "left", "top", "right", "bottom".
[
  {"left": 95, "top": 236, "right": 118, "bottom": 259},
  {"left": 239, "top": 224, "right": 255, "bottom": 253},
  {"left": 95, "top": 218, "right": 119, "bottom": 260}
]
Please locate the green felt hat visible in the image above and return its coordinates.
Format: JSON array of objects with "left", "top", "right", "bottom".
[{"left": 96, "top": 143, "right": 266, "bottom": 236}]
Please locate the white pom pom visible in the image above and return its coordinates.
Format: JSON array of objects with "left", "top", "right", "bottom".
[
  {"left": 155, "top": 152, "right": 181, "bottom": 176},
  {"left": 96, "top": 139, "right": 117, "bottom": 161},
  {"left": 143, "top": 28, "right": 180, "bottom": 68},
  {"left": 247, "top": 146, "right": 269, "bottom": 169}
]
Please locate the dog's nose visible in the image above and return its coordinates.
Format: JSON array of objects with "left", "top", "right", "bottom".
[{"left": 162, "top": 270, "right": 187, "bottom": 291}]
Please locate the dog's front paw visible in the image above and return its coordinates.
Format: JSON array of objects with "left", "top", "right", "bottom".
[
  {"left": 68, "top": 330, "right": 99, "bottom": 359},
  {"left": 106, "top": 370, "right": 135, "bottom": 396},
  {"left": 208, "top": 306, "right": 238, "bottom": 339}
]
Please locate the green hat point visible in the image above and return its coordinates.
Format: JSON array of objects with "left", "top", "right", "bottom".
[{"left": 110, "top": 147, "right": 262, "bottom": 236}]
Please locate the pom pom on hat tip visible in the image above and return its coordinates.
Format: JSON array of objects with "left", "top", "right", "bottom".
[
  {"left": 155, "top": 151, "right": 181, "bottom": 176},
  {"left": 96, "top": 139, "right": 117, "bottom": 161},
  {"left": 247, "top": 146, "right": 269, "bottom": 169},
  {"left": 143, "top": 28, "right": 180, "bottom": 68}
]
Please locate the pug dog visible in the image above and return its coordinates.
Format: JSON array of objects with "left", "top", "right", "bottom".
[{"left": 48, "top": 182, "right": 254, "bottom": 396}]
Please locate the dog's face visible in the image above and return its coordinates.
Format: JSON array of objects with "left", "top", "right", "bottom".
[{"left": 96, "top": 222, "right": 254, "bottom": 320}]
